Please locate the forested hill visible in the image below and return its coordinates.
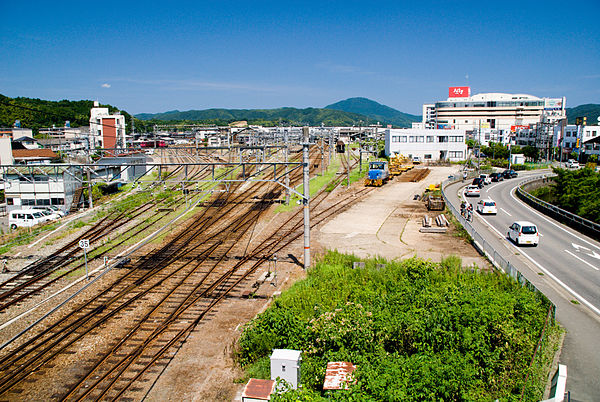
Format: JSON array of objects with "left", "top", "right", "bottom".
[
  {"left": 135, "top": 107, "right": 377, "bottom": 127},
  {"left": 566, "top": 104, "right": 600, "bottom": 125},
  {"left": 325, "top": 97, "right": 421, "bottom": 127},
  {"left": 0, "top": 94, "right": 132, "bottom": 134}
]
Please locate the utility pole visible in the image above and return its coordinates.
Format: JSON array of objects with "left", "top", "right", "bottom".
[
  {"left": 284, "top": 130, "right": 290, "bottom": 205},
  {"left": 302, "top": 127, "right": 310, "bottom": 270},
  {"left": 86, "top": 168, "right": 93, "bottom": 209},
  {"left": 346, "top": 135, "right": 350, "bottom": 188}
]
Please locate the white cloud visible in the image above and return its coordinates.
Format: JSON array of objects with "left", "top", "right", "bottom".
[{"left": 101, "top": 83, "right": 111, "bottom": 88}]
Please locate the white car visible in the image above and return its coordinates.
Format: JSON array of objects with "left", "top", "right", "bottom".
[
  {"left": 464, "top": 185, "right": 480, "bottom": 197},
  {"left": 507, "top": 221, "right": 539, "bottom": 246},
  {"left": 479, "top": 174, "right": 491, "bottom": 185},
  {"left": 476, "top": 199, "right": 497, "bottom": 214},
  {"left": 566, "top": 159, "right": 579, "bottom": 169}
]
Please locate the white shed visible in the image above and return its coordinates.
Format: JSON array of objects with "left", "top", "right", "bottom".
[{"left": 270, "top": 349, "right": 301, "bottom": 389}]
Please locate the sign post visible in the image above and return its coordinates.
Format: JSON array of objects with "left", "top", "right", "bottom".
[{"left": 79, "top": 239, "right": 90, "bottom": 280}]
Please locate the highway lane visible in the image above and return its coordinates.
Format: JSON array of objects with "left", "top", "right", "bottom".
[
  {"left": 472, "top": 174, "right": 600, "bottom": 315},
  {"left": 446, "top": 171, "right": 600, "bottom": 400}
]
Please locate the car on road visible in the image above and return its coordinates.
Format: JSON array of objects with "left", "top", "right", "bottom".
[
  {"left": 507, "top": 221, "right": 539, "bottom": 246},
  {"left": 472, "top": 177, "right": 484, "bottom": 188},
  {"left": 464, "top": 185, "right": 481, "bottom": 197},
  {"left": 502, "top": 169, "right": 518, "bottom": 179},
  {"left": 566, "top": 159, "right": 579, "bottom": 169},
  {"left": 476, "top": 199, "right": 497, "bottom": 215},
  {"left": 490, "top": 172, "right": 504, "bottom": 182},
  {"left": 479, "top": 174, "right": 491, "bottom": 185}
]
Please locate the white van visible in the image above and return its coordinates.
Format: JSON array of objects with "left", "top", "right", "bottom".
[{"left": 8, "top": 210, "right": 48, "bottom": 230}]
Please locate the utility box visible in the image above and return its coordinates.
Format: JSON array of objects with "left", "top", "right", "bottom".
[
  {"left": 270, "top": 349, "right": 302, "bottom": 389},
  {"left": 511, "top": 153, "right": 525, "bottom": 165}
]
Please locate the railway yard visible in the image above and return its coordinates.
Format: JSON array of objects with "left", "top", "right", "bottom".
[{"left": 0, "top": 144, "right": 487, "bottom": 401}]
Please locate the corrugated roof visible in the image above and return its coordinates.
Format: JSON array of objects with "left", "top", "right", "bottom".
[
  {"left": 12, "top": 149, "right": 58, "bottom": 159},
  {"left": 241, "top": 378, "right": 275, "bottom": 400},
  {"left": 4, "top": 165, "right": 71, "bottom": 174},
  {"left": 323, "top": 361, "right": 356, "bottom": 390}
]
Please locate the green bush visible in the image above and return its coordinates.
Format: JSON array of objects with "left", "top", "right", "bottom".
[{"left": 237, "top": 252, "right": 558, "bottom": 400}]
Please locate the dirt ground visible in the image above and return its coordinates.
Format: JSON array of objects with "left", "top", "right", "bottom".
[{"left": 144, "top": 165, "right": 491, "bottom": 401}]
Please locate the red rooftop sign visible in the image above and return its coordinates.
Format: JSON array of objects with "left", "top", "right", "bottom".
[{"left": 449, "top": 86, "right": 470, "bottom": 98}]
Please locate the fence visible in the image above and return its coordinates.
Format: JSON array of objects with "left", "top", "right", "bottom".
[
  {"left": 516, "top": 176, "right": 600, "bottom": 240},
  {"left": 442, "top": 174, "right": 561, "bottom": 399},
  {"left": 441, "top": 175, "right": 555, "bottom": 315}
]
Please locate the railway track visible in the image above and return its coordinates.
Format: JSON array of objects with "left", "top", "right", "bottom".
[{"left": 0, "top": 144, "right": 367, "bottom": 400}]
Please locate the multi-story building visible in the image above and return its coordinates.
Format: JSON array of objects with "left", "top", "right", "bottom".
[
  {"left": 423, "top": 87, "right": 566, "bottom": 133},
  {"left": 385, "top": 128, "right": 467, "bottom": 161},
  {"left": 555, "top": 124, "right": 600, "bottom": 160},
  {"left": 89, "top": 101, "right": 126, "bottom": 151}
]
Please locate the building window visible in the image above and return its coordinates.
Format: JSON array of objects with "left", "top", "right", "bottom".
[
  {"left": 426, "top": 136, "right": 434, "bottom": 143},
  {"left": 400, "top": 136, "right": 407, "bottom": 142},
  {"left": 6, "top": 198, "right": 13, "bottom": 205},
  {"left": 438, "top": 136, "right": 448, "bottom": 143},
  {"left": 417, "top": 136, "right": 424, "bottom": 142},
  {"left": 424, "top": 154, "right": 432, "bottom": 159},
  {"left": 448, "top": 151, "right": 464, "bottom": 158},
  {"left": 392, "top": 136, "right": 400, "bottom": 143},
  {"left": 409, "top": 136, "right": 415, "bottom": 142}
]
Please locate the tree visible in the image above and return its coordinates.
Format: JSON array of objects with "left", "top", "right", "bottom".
[{"left": 523, "top": 146, "right": 540, "bottom": 162}]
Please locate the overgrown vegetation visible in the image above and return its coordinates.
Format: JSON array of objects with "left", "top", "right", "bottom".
[
  {"left": 530, "top": 167, "right": 600, "bottom": 223},
  {"left": 237, "top": 252, "right": 560, "bottom": 401},
  {"left": 0, "top": 94, "right": 135, "bottom": 135}
]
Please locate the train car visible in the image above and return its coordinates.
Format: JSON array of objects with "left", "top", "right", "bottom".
[{"left": 364, "top": 161, "right": 390, "bottom": 187}]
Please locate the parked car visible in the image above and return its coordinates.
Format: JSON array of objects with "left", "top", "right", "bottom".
[
  {"left": 24, "top": 205, "right": 65, "bottom": 218},
  {"left": 490, "top": 172, "right": 504, "bottom": 182},
  {"left": 566, "top": 159, "right": 580, "bottom": 169},
  {"left": 507, "top": 221, "right": 539, "bottom": 246},
  {"left": 412, "top": 156, "right": 422, "bottom": 164},
  {"left": 8, "top": 210, "right": 48, "bottom": 229},
  {"left": 502, "top": 169, "right": 518, "bottom": 179},
  {"left": 476, "top": 199, "right": 497, "bottom": 215},
  {"left": 472, "top": 177, "right": 484, "bottom": 188},
  {"left": 464, "top": 185, "right": 481, "bottom": 197},
  {"left": 479, "top": 174, "right": 491, "bottom": 185}
]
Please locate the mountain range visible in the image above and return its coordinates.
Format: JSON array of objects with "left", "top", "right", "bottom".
[{"left": 135, "top": 97, "right": 421, "bottom": 128}]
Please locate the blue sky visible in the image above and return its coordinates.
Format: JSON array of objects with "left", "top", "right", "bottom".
[{"left": 1, "top": 0, "right": 598, "bottom": 115}]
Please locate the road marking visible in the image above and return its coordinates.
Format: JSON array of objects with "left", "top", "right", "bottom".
[
  {"left": 475, "top": 205, "right": 600, "bottom": 317},
  {"left": 565, "top": 250, "right": 599, "bottom": 271},
  {"left": 510, "top": 182, "right": 600, "bottom": 252},
  {"left": 500, "top": 208, "right": 512, "bottom": 216}
]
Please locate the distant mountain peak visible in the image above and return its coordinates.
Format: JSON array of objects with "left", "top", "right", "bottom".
[{"left": 325, "top": 97, "right": 420, "bottom": 127}]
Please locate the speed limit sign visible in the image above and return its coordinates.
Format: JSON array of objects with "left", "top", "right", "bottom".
[{"left": 78, "top": 239, "right": 90, "bottom": 249}]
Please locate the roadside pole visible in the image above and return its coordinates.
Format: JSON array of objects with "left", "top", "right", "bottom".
[
  {"left": 79, "top": 239, "right": 90, "bottom": 280},
  {"left": 302, "top": 127, "right": 310, "bottom": 270}
]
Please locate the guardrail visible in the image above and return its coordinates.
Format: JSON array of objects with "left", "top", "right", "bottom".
[
  {"left": 441, "top": 175, "right": 555, "bottom": 314},
  {"left": 516, "top": 176, "right": 600, "bottom": 240}
]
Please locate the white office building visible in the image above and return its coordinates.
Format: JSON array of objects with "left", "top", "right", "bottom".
[
  {"left": 385, "top": 128, "right": 467, "bottom": 161},
  {"left": 555, "top": 124, "right": 600, "bottom": 159},
  {"left": 89, "top": 101, "right": 127, "bottom": 150}
]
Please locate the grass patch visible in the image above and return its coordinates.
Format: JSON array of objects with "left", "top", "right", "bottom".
[{"left": 237, "top": 251, "right": 560, "bottom": 401}]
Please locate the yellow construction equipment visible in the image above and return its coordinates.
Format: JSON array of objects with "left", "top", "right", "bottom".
[{"left": 389, "top": 154, "right": 414, "bottom": 177}]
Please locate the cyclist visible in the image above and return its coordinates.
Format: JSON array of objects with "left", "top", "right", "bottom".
[
  {"left": 466, "top": 204, "right": 473, "bottom": 221},
  {"left": 460, "top": 201, "right": 467, "bottom": 216}
]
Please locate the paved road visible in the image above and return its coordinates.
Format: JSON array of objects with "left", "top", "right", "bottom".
[{"left": 446, "top": 171, "right": 600, "bottom": 401}]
